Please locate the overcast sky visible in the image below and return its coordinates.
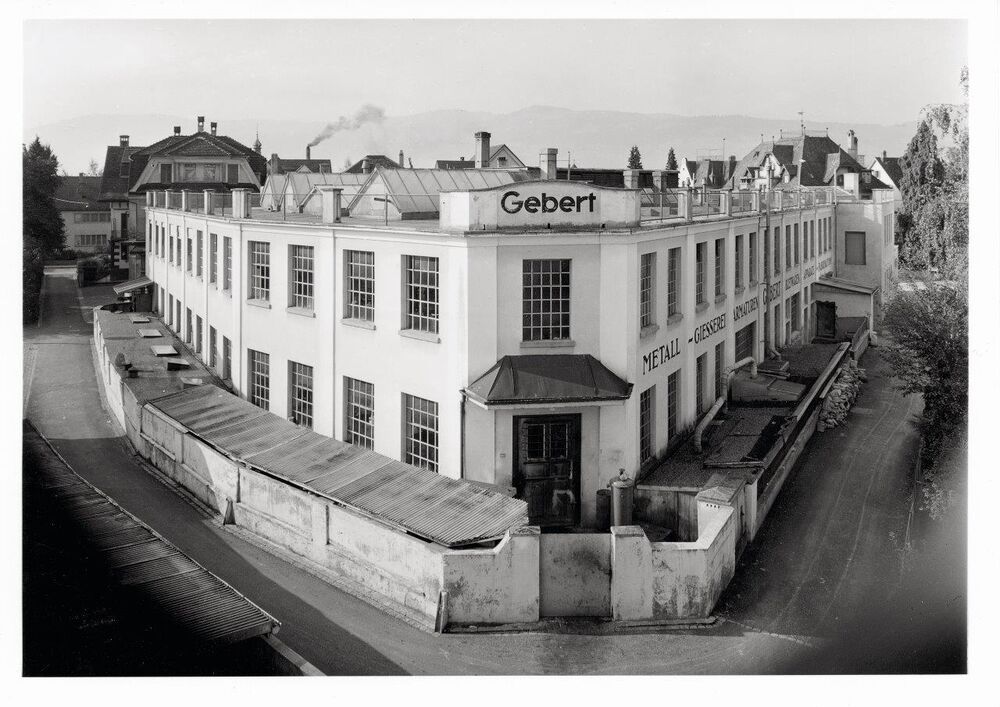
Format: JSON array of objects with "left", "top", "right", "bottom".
[{"left": 23, "top": 19, "right": 967, "bottom": 129}]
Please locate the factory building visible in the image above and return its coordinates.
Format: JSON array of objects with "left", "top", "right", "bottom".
[{"left": 138, "top": 133, "right": 896, "bottom": 530}]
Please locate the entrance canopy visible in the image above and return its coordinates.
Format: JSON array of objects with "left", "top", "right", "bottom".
[
  {"left": 466, "top": 354, "right": 632, "bottom": 407},
  {"left": 113, "top": 275, "right": 152, "bottom": 295}
]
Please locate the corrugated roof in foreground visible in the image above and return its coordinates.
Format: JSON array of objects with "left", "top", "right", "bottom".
[
  {"left": 24, "top": 422, "right": 278, "bottom": 644},
  {"left": 148, "top": 385, "right": 528, "bottom": 547}
]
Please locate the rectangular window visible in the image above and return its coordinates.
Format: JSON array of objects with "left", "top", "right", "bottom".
[
  {"left": 168, "top": 294, "right": 174, "bottom": 326},
  {"left": 185, "top": 308, "right": 192, "bottom": 344},
  {"left": 169, "top": 234, "right": 174, "bottom": 264},
  {"left": 402, "top": 393, "right": 438, "bottom": 472},
  {"left": 227, "top": 164, "right": 239, "bottom": 184},
  {"left": 405, "top": 255, "right": 440, "bottom": 334},
  {"left": 160, "top": 163, "right": 172, "bottom": 183},
  {"left": 289, "top": 245, "right": 315, "bottom": 310},
  {"left": 288, "top": 361, "right": 314, "bottom": 429},
  {"left": 176, "top": 301, "right": 182, "bottom": 334},
  {"left": 734, "top": 235, "right": 744, "bottom": 290},
  {"left": 696, "top": 353, "right": 707, "bottom": 414},
  {"left": 785, "top": 226, "right": 792, "bottom": 269},
  {"left": 153, "top": 224, "right": 158, "bottom": 256},
  {"left": 714, "top": 239, "right": 724, "bottom": 297},
  {"left": 715, "top": 341, "right": 725, "bottom": 401},
  {"left": 794, "top": 223, "right": 801, "bottom": 265},
  {"left": 222, "top": 336, "right": 231, "bottom": 380},
  {"left": 196, "top": 231, "right": 203, "bottom": 276},
  {"left": 186, "top": 231, "right": 193, "bottom": 273},
  {"left": 247, "top": 349, "right": 270, "bottom": 410},
  {"left": 667, "top": 371, "right": 679, "bottom": 440},
  {"left": 695, "top": 242, "right": 706, "bottom": 305},
  {"left": 667, "top": 247, "right": 680, "bottom": 317},
  {"left": 639, "top": 386, "right": 654, "bottom": 464},
  {"left": 522, "top": 259, "right": 570, "bottom": 341},
  {"left": 195, "top": 315, "right": 203, "bottom": 354},
  {"left": 248, "top": 241, "right": 270, "bottom": 300},
  {"left": 639, "top": 252, "right": 655, "bottom": 329},
  {"left": 773, "top": 227, "right": 781, "bottom": 274},
  {"left": 345, "top": 250, "right": 376, "bottom": 321},
  {"left": 223, "top": 236, "right": 232, "bottom": 291},
  {"left": 749, "top": 232, "right": 757, "bottom": 283},
  {"left": 791, "top": 293, "right": 801, "bottom": 332},
  {"left": 344, "top": 376, "right": 375, "bottom": 449},
  {"left": 845, "top": 231, "right": 866, "bottom": 265},
  {"left": 209, "top": 233, "right": 218, "bottom": 284},
  {"left": 810, "top": 221, "right": 816, "bottom": 259},
  {"left": 735, "top": 322, "right": 755, "bottom": 362},
  {"left": 209, "top": 326, "right": 217, "bottom": 369}
]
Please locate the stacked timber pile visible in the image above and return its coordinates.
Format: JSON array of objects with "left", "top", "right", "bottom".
[{"left": 817, "top": 361, "right": 867, "bottom": 431}]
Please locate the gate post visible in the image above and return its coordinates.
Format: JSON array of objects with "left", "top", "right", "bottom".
[{"left": 611, "top": 526, "right": 654, "bottom": 621}]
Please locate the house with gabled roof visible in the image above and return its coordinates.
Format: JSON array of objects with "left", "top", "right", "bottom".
[
  {"left": 54, "top": 175, "right": 113, "bottom": 254},
  {"left": 868, "top": 151, "right": 903, "bottom": 202},
  {"left": 436, "top": 132, "right": 526, "bottom": 170}
]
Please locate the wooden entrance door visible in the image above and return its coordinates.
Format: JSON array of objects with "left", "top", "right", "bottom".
[
  {"left": 514, "top": 414, "right": 581, "bottom": 527},
  {"left": 816, "top": 300, "right": 837, "bottom": 339}
]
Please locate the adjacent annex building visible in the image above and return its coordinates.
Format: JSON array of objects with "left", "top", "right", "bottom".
[{"left": 140, "top": 136, "right": 897, "bottom": 531}]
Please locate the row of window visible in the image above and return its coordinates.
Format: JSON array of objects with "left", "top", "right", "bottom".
[
  {"left": 159, "top": 286, "right": 233, "bottom": 381},
  {"left": 157, "top": 162, "right": 241, "bottom": 184},
  {"left": 73, "top": 212, "right": 111, "bottom": 223},
  {"left": 153, "top": 223, "right": 236, "bottom": 292},
  {"left": 74, "top": 234, "right": 108, "bottom": 247},
  {"left": 769, "top": 216, "right": 833, "bottom": 276}
]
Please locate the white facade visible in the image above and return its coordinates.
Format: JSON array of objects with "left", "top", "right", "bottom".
[{"left": 145, "top": 179, "right": 894, "bottom": 529}]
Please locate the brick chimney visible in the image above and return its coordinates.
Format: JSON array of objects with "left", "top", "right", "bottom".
[
  {"left": 197, "top": 116, "right": 205, "bottom": 133},
  {"left": 847, "top": 129, "right": 858, "bottom": 160},
  {"left": 173, "top": 126, "right": 181, "bottom": 136},
  {"left": 119, "top": 135, "right": 129, "bottom": 147},
  {"left": 540, "top": 148, "right": 558, "bottom": 180},
  {"left": 362, "top": 158, "right": 372, "bottom": 174},
  {"left": 210, "top": 121, "right": 217, "bottom": 136},
  {"left": 306, "top": 145, "right": 311, "bottom": 161},
  {"left": 399, "top": 150, "right": 405, "bottom": 168},
  {"left": 475, "top": 131, "right": 491, "bottom": 168}
]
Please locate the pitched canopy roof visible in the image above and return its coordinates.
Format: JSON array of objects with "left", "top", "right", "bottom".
[
  {"left": 54, "top": 175, "right": 109, "bottom": 212},
  {"left": 351, "top": 167, "right": 532, "bottom": 217},
  {"left": 466, "top": 354, "right": 633, "bottom": 406}
]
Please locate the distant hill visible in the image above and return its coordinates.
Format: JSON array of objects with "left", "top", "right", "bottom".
[{"left": 27, "top": 106, "right": 919, "bottom": 177}]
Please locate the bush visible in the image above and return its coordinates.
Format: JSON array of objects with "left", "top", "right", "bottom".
[{"left": 23, "top": 237, "right": 45, "bottom": 325}]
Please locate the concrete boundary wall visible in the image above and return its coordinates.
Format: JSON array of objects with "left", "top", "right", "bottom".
[{"left": 94, "top": 312, "right": 743, "bottom": 627}]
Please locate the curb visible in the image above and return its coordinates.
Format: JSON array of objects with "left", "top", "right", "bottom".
[{"left": 447, "top": 615, "right": 718, "bottom": 635}]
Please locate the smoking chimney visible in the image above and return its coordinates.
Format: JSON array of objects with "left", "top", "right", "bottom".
[
  {"left": 210, "top": 121, "right": 217, "bottom": 136},
  {"left": 197, "top": 116, "right": 205, "bottom": 133},
  {"left": 306, "top": 145, "right": 311, "bottom": 161},
  {"left": 475, "top": 131, "right": 491, "bottom": 168},
  {"left": 399, "top": 150, "right": 404, "bottom": 168},
  {"left": 848, "top": 129, "right": 858, "bottom": 160},
  {"left": 119, "top": 135, "right": 129, "bottom": 147},
  {"left": 174, "top": 126, "right": 181, "bottom": 136},
  {"left": 882, "top": 149, "right": 887, "bottom": 160}
]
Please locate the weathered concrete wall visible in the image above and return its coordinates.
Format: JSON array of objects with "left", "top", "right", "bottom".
[
  {"left": 611, "top": 526, "right": 654, "bottom": 620},
  {"left": 442, "top": 526, "right": 540, "bottom": 624},
  {"left": 539, "top": 533, "right": 612, "bottom": 617},
  {"left": 650, "top": 501, "right": 737, "bottom": 618}
]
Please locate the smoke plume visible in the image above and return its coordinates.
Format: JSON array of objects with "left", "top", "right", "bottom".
[{"left": 308, "top": 104, "right": 386, "bottom": 147}]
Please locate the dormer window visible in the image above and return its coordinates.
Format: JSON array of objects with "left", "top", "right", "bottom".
[
  {"left": 498, "top": 156, "right": 507, "bottom": 167},
  {"left": 160, "top": 163, "right": 172, "bottom": 183}
]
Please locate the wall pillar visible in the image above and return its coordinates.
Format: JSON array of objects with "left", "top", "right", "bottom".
[
  {"left": 204, "top": 190, "right": 214, "bottom": 215},
  {"left": 232, "top": 188, "right": 249, "bottom": 218},
  {"left": 508, "top": 525, "right": 541, "bottom": 622},
  {"left": 722, "top": 191, "right": 732, "bottom": 216},
  {"left": 146, "top": 191, "right": 154, "bottom": 207},
  {"left": 610, "top": 525, "right": 653, "bottom": 621},
  {"left": 181, "top": 189, "right": 190, "bottom": 212}
]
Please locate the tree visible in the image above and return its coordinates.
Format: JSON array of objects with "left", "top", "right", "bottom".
[
  {"left": 627, "top": 145, "right": 643, "bottom": 170},
  {"left": 666, "top": 147, "right": 678, "bottom": 171},
  {"left": 23, "top": 137, "right": 65, "bottom": 254},
  {"left": 88, "top": 158, "right": 103, "bottom": 177}
]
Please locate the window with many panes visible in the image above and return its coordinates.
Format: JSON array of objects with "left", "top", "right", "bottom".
[
  {"left": 195, "top": 315, "right": 203, "bottom": 354},
  {"left": 222, "top": 336, "right": 231, "bottom": 380},
  {"left": 773, "top": 227, "right": 781, "bottom": 274},
  {"left": 639, "top": 252, "right": 655, "bottom": 329},
  {"left": 185, "top": 308, "right": 192, "bottom": 344},
  {"left": 734, "top": 235, "right": 744, "bottom": 290},
  {"left": 785, "top": 226, "right": 792, "bottom": 269},
  {"left": 196, "top": 231, "right": 203, "bottom": 277},
  {"left": 169, "top": 234, "right": 174, "bottom": 263},
  {"left": 288, "top": 361, "right": 314, "bottom": 428},
  {"left": 696, "top": 353, "right": 706, "bottom": 414},
  {"left": 186, "top": 231, "right": 193, "bottom": 273},
  {"left": 714, "top": 239, "right": 725, "bottom": 297},
  {"left": 639, "top": 386, "right": 654, "bottom": 464},
  {"left": 209, "top": 326, "right": 217, "bottom": 369},
  {"left": 223, "top": 236, "right": 232, "bottom": 291},
  {"left": 522, "top": 259, "right": 571, "bottom": 341},
  {"left": 248, "top": 241, "right": 270, "bottom": 300},
  {"left": 667, "top": 371, "right": 679, "bottom": 440},
  {"left": 344, "top": 376, "right": 375, "bottom": 448},
  {"left": 344, "top": 251, "right": 375, "bottom": 322},
  {"left": 793, "top": 223, "right": 800, "bottom": 265},
  {"left": 714, "top": 341, "right": 725, "bottom": 401},
  {"left": 289, "top": 245, "right": 314, "bottom": 309},
  {"left": 667, "top": 247, "right": 680, "bottom": 317},
  {"left": 404, "top": 255, "right": 439, "bottom": 334},
  {"left": 209, "top": 233, "right": 218, "bottom": 284},
  {"left": 749, "top": 232, "right": 757, "bottom": 283},
  {"left": 403, "top": 393, "right": 438, "bottom": 472},
  {"left": 247, "top": 349, "right": 269, "bottom": 410},
  {"left": 695, "top": 242, "right": 706, "bottom": 304}
]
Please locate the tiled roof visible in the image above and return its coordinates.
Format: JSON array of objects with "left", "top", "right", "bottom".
[
  {"left": 873, "top": 156, "right": 903, "bottom": 187},
  {"left": 270, "top": 158, "right": 333, "bottom": 174},
  {"left": 54, "top": 175, "right": 109, "bottom": 212},
  {"left": 344, "top": 154, "right": 400, "bottom": 174},
  {"left": 727, "top": 134, "right": 869, "bottom": 190},
  {"left": 98, "top": 145, "right": 145, "bottom": 201},
  {"left": 436, "top": 159, "right": 475, "bottom": 170}
]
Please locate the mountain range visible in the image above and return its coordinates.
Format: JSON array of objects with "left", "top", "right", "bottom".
[{"left": 26, "top": 105, "right": 919, "bottom": 176}]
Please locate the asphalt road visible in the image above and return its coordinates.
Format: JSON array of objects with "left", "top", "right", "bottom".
[{"left": 23, "top": 266, "right": 927, "bottom": 674}]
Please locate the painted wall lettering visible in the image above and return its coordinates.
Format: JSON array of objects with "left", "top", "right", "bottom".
[
  {"left": 642, "top": 338, "right": 681, "bottom": 375},
  {"left": 501, "top": 191, "right": 596, "bottom": 215},
  {"left": 785, "top": 273, "right": 801, "bottom": 289},
  {"left": 691, "top": 313, "right": 727, "bottom": 345},
  {"left": 762, "top": 282, "right": 782, "bottom": 304},
  {"left": 734, "top": 296, "right": 759, "bottom": 322},
  {"left": 804, "top": 265, "right": 816, "bottom": 279},
  {"left": 819, "top": 257, "right": 833, "bottom": 271}
]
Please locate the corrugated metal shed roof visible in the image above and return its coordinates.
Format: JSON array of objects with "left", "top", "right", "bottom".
[
  {"left": 113, "top": 275, "right": 152, "bottom": 295},
  {"left": 148, "top": 386, "right": 528, "bottom": 547},
  {"left": 25, "top": 422, "right": 278, "bottom": 644},
  {"left": 466, "top": 354, "right": 633, "bottom": 406}
]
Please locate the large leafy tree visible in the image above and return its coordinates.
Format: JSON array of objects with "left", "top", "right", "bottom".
[
  {"left": 627, "top": 145, "right": 643, "bottom": 170},
  {"left": 23, "top": 137, "right": 65, "bottom": 254},
  {"left": 666, "top": 147, "right": 678, "bottom": 171}
]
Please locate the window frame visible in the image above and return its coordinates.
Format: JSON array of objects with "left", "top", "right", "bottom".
[
  {"left": 344, "top": 250, "right": 376, "bottom": 322},
  {"left": 639, "top": 252, "right": 656, "bottom": 329},
  {"left": 289, "top": 244, "right": 315, "bottom": 310},
  {"left": 344, "top": 376, "right": 375, "bottom": 449},
  {"left": 403, "top": 255, "right": 440, "bottom": 335},
  {"left": 402, "top": 392, "right": 439, "bottom": 472},
  {"left": 667, "top": 247, "right": 680, "bottom": 317},
  {"left": 521, "top": 258, "right": 572, "bottom": 342},
  {"left": 247, "top": 349, "right": 270, "bottom": 410},
  {"left": 288, "top": 361, "right": 314, "bottom": 429},
  {"left": 248, "top": 240, "right": 271, "bottom": 301}
]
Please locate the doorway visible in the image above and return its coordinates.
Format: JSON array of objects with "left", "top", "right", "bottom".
[
  {"left": 513, "top": 414, "right": 582, "bottom": 527},
  {"left": 816, "top": 300, "right": 836, "bottom": 339}
]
